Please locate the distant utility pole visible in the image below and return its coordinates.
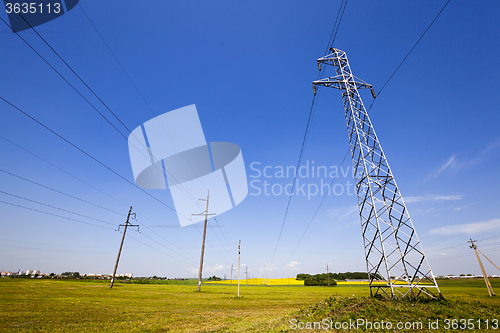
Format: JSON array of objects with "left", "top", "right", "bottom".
[
  {"left": 469, "top": 239, "right": 495, "bottom": 297},
  {"left": 230, "top": 264, "right": 233, "bottom": 286},
  {"left": 327, "top": 264, "right": 330, "bottom": 287},
  {"left": 246, "top": 266, "right": 248, "bottom": 287},
  {"left": 238, "top": 240, "right": 241, "bottom": 297},
  {"left": 192, "top": 191, "right": 215, "bottom": 292},
  {"left": 110, "top": 206, "right": 138, "bottom": 288}
]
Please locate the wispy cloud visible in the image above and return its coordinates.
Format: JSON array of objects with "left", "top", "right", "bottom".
[
  {"left": 323, "top": 205, "right": 358, "bottom": 220},
  {"left": 454, "top": 203, "right": 476, "bottom": 211},
  {"left": 285, "top": 261, "right": 301, "bottom": 270},
  {"left": 427, "top": 137, "right": 500, "bottom": 180},
  {"left": 429, "top": 219, "right": 500, "bottom": 236},
  {"left": 320, "top": 205, "right": 359, "bottom": 231},
  {"left": 438, "top": 155, "right": 457, "bottom": 173},
  {"left": 405, "top": 194, "right": 462, "bottom": 203}
]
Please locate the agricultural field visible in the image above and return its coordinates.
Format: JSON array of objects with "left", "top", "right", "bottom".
[{"left": 1, "top": 277, "right": 500, "bottom": 332}]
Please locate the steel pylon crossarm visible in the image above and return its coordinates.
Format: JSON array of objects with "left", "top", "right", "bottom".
[{"left": 313, "top": 48, "right": 442, "bottom": 300}]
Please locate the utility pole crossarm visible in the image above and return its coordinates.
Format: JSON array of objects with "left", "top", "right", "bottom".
[{"left": 313, "top": 76, "right": 372, "bottom": 91}]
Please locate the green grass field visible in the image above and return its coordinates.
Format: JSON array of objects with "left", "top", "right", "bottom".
[{"left": 1, "top": 277, "right": 499, "bottom": 332}]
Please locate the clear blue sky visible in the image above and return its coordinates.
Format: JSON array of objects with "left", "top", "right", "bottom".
[{"left": 1, "top": 0, "right": 499, "bottom": 278}]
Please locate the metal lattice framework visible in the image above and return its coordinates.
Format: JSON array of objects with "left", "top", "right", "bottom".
[{"left": 313, "top": 48, "right": 442, "bottom": 299}]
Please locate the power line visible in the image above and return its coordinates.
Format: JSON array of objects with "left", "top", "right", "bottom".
[
  {"left": 0, "top": 171, "right": 202, "bottom": 265},
  {"left": 271, "top": 0, "right": 348, "bottom": 262},
  {"left": 3, "top": 1, "right": 131, "bottom": 133},
  {"left": 367, "top": 0, "right": 452, "bottom": 111},
  {"left": 125, "top": 233, "right": 196, "bottom": 267},
  {"left": 278, "top": 149, "right": 350, "bottom": 269},
  {"left": 0, "top": 95, "right": 180, "bottom": 215},
  {"left": 328, "top": 0, "right": 348, "bottom": 52},
  {"left": 3, "top": 8, "right": 224, "bottom": 260},
  {"left": 1, "top": 13, "right": 203, "bottom": 209},
  {"left": 77, "top": 3, "right": 212, "bottom": 209},
  {"left": 0, "top": 168, "right": 122, "bottom": 216},
  {"left": 212, "top": 217, "right": 238, "bottom": 263},
  {"left": 135, "top": 221, "right": 199, "bottom": 260},
  {"left": 0, "top": 135, "right": 199, "bottom": 262},
  {"left": 277, "top": 0, "right": 452, "bottom": 266},
  {"left": 0, "top": 96, "right": 209, "bottom": 263},
  {"left": 77, "top": 3, "right": 156, "bottom": 120},
  {"left": 0, "top": 199, "right": 115, "bottom": 230},
  {"left": 0, "top": 134, "right": 129, "bottom": 210},
  {"left": 136, "top": 228, "right": 198, "bottom": 266},
  {"left": 0, "top": 243, "right": 110, "bottom": 254},
  {"left": 190, "top": 218, "right": 233, "bottom": 268},
  {"left": 0, "top": 190, "right": 115, "bottom": 227},
  {"left": 0, "top": 16, "right": 128, "bottom": 140},
  {"left": 0, "top": 14, "right": 203, "bottom": 210},
  {"left": 322, "top": 0, "right": 345, "bottom": 55}
]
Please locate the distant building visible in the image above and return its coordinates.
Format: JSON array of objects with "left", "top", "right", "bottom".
[{"left": 117, "top": 273, "right": 133, "bottom": 278}]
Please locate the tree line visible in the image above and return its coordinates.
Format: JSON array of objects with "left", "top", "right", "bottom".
[{"left": 296, "top": 272, "right": 381, "bottom": 286}]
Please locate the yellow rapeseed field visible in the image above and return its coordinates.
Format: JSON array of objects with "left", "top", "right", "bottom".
[{"left": 205, "top": 277, "right": 304, "bottom": 285}]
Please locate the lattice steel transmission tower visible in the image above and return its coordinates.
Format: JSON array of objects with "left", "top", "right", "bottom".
[{"left": 313, "top": 48, "right": 442, "bottom": 300}]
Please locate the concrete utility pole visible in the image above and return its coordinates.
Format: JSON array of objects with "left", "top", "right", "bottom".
[
  {"left": 246, "top": 266, "right": 248, "bottom": 286},
  {"left": 238, "top": 240, "right": 241, "bottom": 297},
  {"left": 476, "top": 248, "right": 500, "bottom": 273},
  {"left": 195, "top": 192, "right": 213, "bottom": 292},
  {"left": 469, "top": 239, "right": 495, "bottom": 297},
  {"left": 230, "top": 264, "right": 233, "bottom": 286},
  {"left": 327, "top": 264, "right": 330, "bottom": 287},
  {"left": 110, "top": 206, "right": 137, "bottom": 288}
]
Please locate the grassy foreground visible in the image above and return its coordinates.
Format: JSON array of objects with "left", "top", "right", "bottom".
[{"left": 0, "top": 277, "right": 499, "bottom": 332}]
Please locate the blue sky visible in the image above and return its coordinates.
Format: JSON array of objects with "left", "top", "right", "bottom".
[{"left": 1, "top": 1, "right": 499, "bottom": 279}]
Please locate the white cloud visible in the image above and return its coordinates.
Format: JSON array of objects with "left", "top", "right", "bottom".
[
  {"left": 429, "top": 219, "right": 500, "bottom": 236},
  {"left": 285, "top": 261, "right": 301, "bottom": 270},
  {"left": 405, "top": 194, "right": 462, "bottom": 203},
  {"left": 260, "top": 263, "right": 277, "bottom": 271},
  {"left": 204, "top": 264, "right": 226, "bottom": 273},
  {"left": 189, "top": 264, "right": 227, "bottom": 275}
]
